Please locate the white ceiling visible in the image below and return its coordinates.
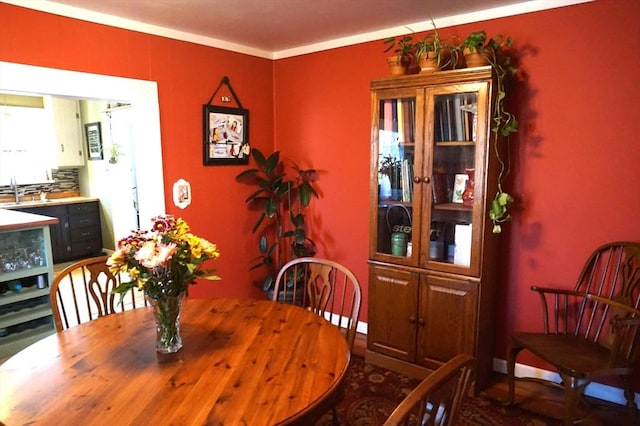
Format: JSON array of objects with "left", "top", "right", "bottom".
[{"left": 4, "top": 0, "right": 592, "bottom": 58}]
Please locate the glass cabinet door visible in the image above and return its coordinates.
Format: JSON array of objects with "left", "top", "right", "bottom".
[
  {"left": 372, "top": 93, "right": 421, "bottom": 265},
  {"left": 424, "top": 83, "right": 488, "bottom": 275}
]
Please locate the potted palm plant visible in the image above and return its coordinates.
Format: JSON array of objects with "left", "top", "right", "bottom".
[{"left": 235, "top": 148, "right": 321, "bottom": 295}]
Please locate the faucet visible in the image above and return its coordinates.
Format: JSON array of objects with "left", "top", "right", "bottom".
[{"left": 9, "top": 176, "right": 19, "bottom": 203}]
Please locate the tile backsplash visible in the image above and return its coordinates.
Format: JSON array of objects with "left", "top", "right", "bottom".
[{"left": 0, "top": 169, "right": 79, "bottom": 197}]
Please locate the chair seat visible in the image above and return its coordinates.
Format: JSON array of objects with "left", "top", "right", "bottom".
[{"left": 512, "top": 332, "right": 632, "bottom": 379}]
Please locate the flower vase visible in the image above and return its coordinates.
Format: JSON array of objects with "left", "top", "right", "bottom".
[{"left": 146, "top": 294, "right": 184, "bottom": 353}]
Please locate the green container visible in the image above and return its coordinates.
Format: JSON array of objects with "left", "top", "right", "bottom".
[{"left": 391, "top": 232, "right": 407, "bottom": 256}]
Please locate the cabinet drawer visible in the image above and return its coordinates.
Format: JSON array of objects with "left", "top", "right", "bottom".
[
  {"left": 69, "top": 214, "right": 100, "bottom": 228},
  {"left": 68, "top": 202, "right": 99, "bottom": 216},
  {"left": 70, "top": 239, "right": 102, "bottom": 258},
  {"left": 70, "top": 226, "right": 101, "bottom": 242}
]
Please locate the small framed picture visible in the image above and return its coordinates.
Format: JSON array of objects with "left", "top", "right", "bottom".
[
  {"left": 452, "top": 173, "right": 468, "bottom": 203},
  {"left": 203, "top": 105, "right": 250, "bottom": 165},
  {"left": 84, "top": 122, "right": 103, "bottom": 161}
]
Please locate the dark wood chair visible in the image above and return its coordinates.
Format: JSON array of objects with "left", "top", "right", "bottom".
[
  {"left": 507, "top": 241, "right": 640, "bottom": 425},
  {"left": 383, "top": 353, "right": 476, "bottom": 426},
  {"left": 50, "top": 255, "right": 146, "bottom": 331},
  {"left": 272, "top": 257, "right": 362, "bottom": 351}
]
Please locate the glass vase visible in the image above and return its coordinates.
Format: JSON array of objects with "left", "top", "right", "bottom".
[{"left": 146, "top": 294, "right": 184, "bottom": 354}]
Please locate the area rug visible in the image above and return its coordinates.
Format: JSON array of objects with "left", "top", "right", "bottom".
[{"left": 314, "top": 356, "right": 562, "bottom": 425}]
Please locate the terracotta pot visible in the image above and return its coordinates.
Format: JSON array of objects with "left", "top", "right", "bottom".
[
  {"left": 418, "top": 52, "right": 439, "bottom": 74},
  {"left": 387, "top": 55, "right": 407, "bottom": 76},
  {"left": 463, "top": 47, "right": 489, "bottom": 67}
]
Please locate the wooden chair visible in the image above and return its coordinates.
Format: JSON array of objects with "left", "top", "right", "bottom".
[
  {"left": 272, "top": 257, "right": 362, "bottom": 425},
  {"left": 272, "top": 257, "right": 362, "bottom": 351},
  {"left": 50, "top": 255, "right": 146, "bottom": 331},
  {"left": 507, "top": 241, "right": 640, "bottom": 425},
  {"left": 383, "top": 353, "right": 476, "bottom": 426}
]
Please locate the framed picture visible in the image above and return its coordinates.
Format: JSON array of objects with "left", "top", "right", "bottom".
[
  {"left": 203, "top": 105, "right": 250, "bottom": 165},
  {"left": 84, "top": 122, "right": 103, "bottom": 161},
  {"left": 452, "top": 173, "right": 468, "bottom": 203}
]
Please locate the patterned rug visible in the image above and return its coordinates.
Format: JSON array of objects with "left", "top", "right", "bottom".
[{"left": 315, "top": 356, "right": 562, "bottom": 425}]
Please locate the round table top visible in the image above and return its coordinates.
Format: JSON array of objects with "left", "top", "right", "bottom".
[{"left": 0, "top": 298, "right": 350, "bottom": 425}]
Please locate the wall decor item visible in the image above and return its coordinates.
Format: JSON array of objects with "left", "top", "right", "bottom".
[
  {"left": 84, "top": 122, "right": 103, "bottom": 161},
  {"left": 172, "top": 178, "right": 191, "bottom": 209},
  {"left": 203, "top": 105, "right": 249, "bottom": 165},
  {"left": 203, "top": 76, "right": 250, "bottom": 165}
]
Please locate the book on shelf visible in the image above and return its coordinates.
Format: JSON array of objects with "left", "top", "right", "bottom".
[
  {"left": 401, "top": 159, "right": 413, "bottom": 202},
  {"left": 433, "top": 93, "right": 478, "bottom": 143},
  {"left": 432, "top": 172, "right": 449, "bottom": 204},
  {"left": 381, "top": 99, "right": 416, "bottom": 145}
]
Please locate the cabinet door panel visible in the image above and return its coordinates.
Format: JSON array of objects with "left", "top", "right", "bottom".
[
  {"left": 369, "top": 89, "right": 424, "bottom": 268},
  {"left": 416, "top": 274, "right": 478, "bottom": 369},
  {"left": 367, "top": 265, "right": 418, "bottom": 361}
]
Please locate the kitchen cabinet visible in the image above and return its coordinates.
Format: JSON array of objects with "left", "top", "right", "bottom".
[
  {"left": 45, "top": 96, "right": 85, "bottom": 167},
  {"left": 18, "top": 201, "right": 102, "bottom": 263},
  {"left": 366, "top": 67, "right": 501, "bottom": 390},
  {"left": 0, "top": 212, "right": 57, "bottom": 361}
]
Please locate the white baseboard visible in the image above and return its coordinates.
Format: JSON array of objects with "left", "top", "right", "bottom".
[
  {"left": 354, "top": 321, "right": 636, "bottom": 406},
  {"left": 492, "top": 358, "right": 639, "bottom": 406}
]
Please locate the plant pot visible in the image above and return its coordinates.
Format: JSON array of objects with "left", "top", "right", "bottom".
[
  {"left": 387, "top": 55, "right": 408, "bottom": 76},
  {"left": 463, "top": 47, "right": 489, "bottom": 67},
  {"left": 418, "top": 52, "right": 440, "bottom": 74}
]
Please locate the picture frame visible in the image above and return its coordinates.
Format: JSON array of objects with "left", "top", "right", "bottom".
[
  {"left": 203, "top": 105, "right": 250, "bottom": 165},
  {"left": 452, "top": 173, "right": 468, "bottom": 203},
  {"left": 84, "top": 122, "right": 103, "bottom": 161}
]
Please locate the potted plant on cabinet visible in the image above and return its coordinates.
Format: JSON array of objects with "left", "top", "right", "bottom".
[
  {"left": 235, "top": 148, "right": 321, "bottom": 296},
  {"left": 415, "top": 22, "right": 461, "bottom": 73},
  {"left": 466, "top": 31, "right": 518, "bottom": 233},
  {"left": 462, "top": 30, "right": 490, "bottom": 67},
  {"left": 383, "top": 34, "right": 414, "bottom": 75}
]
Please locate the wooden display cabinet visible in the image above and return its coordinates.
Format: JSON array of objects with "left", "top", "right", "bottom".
[{"left": 366, "top": 67, "right": 501, "bottom": 390}]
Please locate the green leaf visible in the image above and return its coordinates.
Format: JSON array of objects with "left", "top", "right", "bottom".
[
  {"left": 264, "top": 151, "right": 280, "bottom": 175},
  {"left": 262, "top": 275, "right": 274, "bottom": 291},
  {"left": 264, "top": 198, "right": 278, "bottom": 217},
  {"left": 259, "top": 235, "right": 268, "bottom": 254},
  {"left": 252, "top": 148, "right": 266, "bottom": 166}
]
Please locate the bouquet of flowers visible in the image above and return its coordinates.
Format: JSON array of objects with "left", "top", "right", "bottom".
[{"left": 107, "top": 214, "right": 220, "bottom": 300}]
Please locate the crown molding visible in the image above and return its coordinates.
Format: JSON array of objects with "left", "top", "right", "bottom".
[{"left": 2, "top": 0, "right": 594, "bottom": 60}]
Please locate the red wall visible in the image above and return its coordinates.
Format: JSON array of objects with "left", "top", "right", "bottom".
[
  {"left": 273, "top": 0, "right": 640, "bottom": 365},
  {"left": 0, "top": 3, "right": 274, "bottom": 300},
  {"left": 2, "top": 0, "right": 640, "bottom": 373}
]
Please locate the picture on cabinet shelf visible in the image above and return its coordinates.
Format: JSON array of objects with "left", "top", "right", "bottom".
[
  {"left": 452, "top": 174, "right": 468, "bottom": 203},
  {"left": 84, "top": 122, "right": 103, "bottom": 161},
  {"left": 203, "top": 105, "right": 250, "bottom": 165}
]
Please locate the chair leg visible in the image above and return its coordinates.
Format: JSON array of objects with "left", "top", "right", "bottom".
[
  {"left": 560, "top": 374, "right": 588, "bottom": 426},
  {"left": 331, "top": 407, "right": 341, "bottom": 426},
  {"left": 622, "top": 375, "right": 638, "bottom": 421},
  {"left": 506, "top": 343, "right": 523, "bottom": 406}
]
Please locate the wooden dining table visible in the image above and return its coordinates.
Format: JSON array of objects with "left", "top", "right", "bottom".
[{"left": 0, "top": 298, "right": 350, "bottom": 425}]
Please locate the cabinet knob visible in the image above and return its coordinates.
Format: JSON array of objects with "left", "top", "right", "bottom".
[
  {"left": 423, "top": 176, "right": 430, "bottom": 183},
  {"left": 413, "top": 176, "right": 421, "bottom": 184},
  {"left": 418, "top": 318, "right": 425, "bottom": 326},
  {"left": 409, "top": 316, "right": 416, "bottom": 324}
]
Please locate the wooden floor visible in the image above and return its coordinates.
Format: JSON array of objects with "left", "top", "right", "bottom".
[{"left": 353, "top": 334, "right": 635, "bottom": 425}]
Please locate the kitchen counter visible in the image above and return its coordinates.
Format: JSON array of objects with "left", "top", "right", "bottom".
[
  {"left": 0, "top": 196, "right": 98, "bottom": 210},
  {"left": 0, "top": 209, "right": 59, "bottom": 232}
]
